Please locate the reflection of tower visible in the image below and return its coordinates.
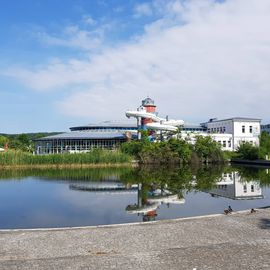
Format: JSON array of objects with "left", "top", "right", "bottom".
[{"left": 141, "top": 97, "right": 157, "bottom": 129}]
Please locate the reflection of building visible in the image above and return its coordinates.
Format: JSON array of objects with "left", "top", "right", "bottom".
[
  {"left": 126, "top": 183, "right": 185, "bottom": 222},
  {"left": 207, "top": 172, "right": 263, "bottom": 200},
  {"left": 69, "top": 182, "right": 138, "bottom": 193}
]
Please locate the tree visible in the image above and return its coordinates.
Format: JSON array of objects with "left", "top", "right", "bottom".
[
  {"left": 194, "top": 136, "right": 223, "bottom": 163},
  {"left": 236, "top": 142, "right": 260, "bottom": 160},
  {"left": 260, "top": 131, "right": 270, "bottom": 158},
  {"left": 0, "top": 135, "right": 8, "bottom": 148}
]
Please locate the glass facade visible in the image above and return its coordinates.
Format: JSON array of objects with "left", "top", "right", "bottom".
[{"left": 35, "top": 138, "right": 126, "bottom": 154}]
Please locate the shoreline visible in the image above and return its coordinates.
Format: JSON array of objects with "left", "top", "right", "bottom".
[
  {"left": 1, "top": 208, "right": 270, "bottom": 270},
  {"left": 0, "top": 207, "right": 262, "bottom": 232}
]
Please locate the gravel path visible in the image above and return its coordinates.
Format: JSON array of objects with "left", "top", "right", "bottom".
[{"left": 1, "top": 209, "right": 270, "bottom": 270}]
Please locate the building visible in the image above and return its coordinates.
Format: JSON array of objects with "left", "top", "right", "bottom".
[
  {"left": 35, "top": 120, "right": 137, "bottom": 154},
  {"left": 202, "top": 117, "right": 261, "bottom": 151},
  {"left": 35, "top": 97, "right": 262, "bottom": 154},
  {"left": 261, "top": 124, "right": 270, "bottom": 135}
]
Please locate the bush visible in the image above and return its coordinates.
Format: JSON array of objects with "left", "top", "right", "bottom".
[
  {"left": 194, "top": 136, "right": 224, "bottom": 163},
  {"left": 236, "top": 142, "right": 260, "bottom": 160}
]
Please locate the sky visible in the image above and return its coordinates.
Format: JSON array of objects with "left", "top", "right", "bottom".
[{"left": 0, "top": 0, "right": 270, "bottom": 133}]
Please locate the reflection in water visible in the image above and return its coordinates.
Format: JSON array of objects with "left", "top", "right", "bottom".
[
  {"left": 126, "top": 183, "right": 185, "bottom": 222},
  {"left": 0, "top": 164, "right": 270, "bottom": 228},
  {"left": 206, "top": 172, "right": 263, "bottom": 200}
]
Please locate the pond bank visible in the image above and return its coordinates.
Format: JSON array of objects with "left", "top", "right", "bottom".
[
  {"left": 0, "top": 162, "right": 137, "bottom": 170},
  {"left": 231, "top": 158, "right": 270, "bottom": 167},
  {"left": 1, "top": 208, "right": 270, "bottom": 270}
]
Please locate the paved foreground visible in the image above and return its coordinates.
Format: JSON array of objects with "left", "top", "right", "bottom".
[{"left": 1, "top": 209, "right": 270, "bottom": 270}]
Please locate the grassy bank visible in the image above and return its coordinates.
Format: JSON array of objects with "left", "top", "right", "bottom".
[{"left": 0, "top": 149, "right": 132, "bottom": 166}]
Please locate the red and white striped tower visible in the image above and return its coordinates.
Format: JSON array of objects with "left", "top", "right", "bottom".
[{"left": 141, "top": 97, "right": 156, "bottom": 128}]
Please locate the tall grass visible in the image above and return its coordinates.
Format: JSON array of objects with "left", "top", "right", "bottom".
[{"left": 0, "top": 149, "right": 132, "bottom": 166}]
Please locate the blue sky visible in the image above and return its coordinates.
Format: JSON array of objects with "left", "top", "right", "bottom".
[{"left": 1, "top": 0, "right": 270, "bottom": 133}]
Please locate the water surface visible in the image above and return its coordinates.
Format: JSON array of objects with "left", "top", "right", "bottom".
[{"left": 0, "top": 165, "right": 270, "bottom": 229}]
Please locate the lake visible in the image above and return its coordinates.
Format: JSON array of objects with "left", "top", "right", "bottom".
[{"left": 0, "top": 165, "right": 270, "bottom": 229}]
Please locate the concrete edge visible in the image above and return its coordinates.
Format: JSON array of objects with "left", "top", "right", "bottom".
[{"left": 0, "top": 208, "right": 263, "bottom": 233}]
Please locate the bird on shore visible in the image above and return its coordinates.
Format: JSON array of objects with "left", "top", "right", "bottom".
[
  {"left": 224, "top": 206, "right": 233, "bottom": 215},
  {"left": 250, "top": 208, "right": 257, "bottom": 213}
]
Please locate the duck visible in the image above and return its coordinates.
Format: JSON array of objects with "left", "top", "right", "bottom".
[{"left": 224, "top": 206, "right": 233, "bottom": 215}]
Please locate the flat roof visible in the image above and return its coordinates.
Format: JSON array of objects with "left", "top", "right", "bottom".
[
  {"left": 204, "top": 117, "right": 261, "bottom": 124},
  {"left": 183, "top": 123, "right": 205, "bottom": 129},
  {"left": 35, "top": 131, "right": 130, "bottom": 141}
]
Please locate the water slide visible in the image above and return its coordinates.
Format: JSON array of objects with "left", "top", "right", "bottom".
[
  {"left": 125, "top": 108, "right": 184, "bottom": 132},
  {"left": 125, "top": 110, "right": 161, "bottom": 122},
  {"left": 145, "top": 122, "right": 178, "bottom": 132}
]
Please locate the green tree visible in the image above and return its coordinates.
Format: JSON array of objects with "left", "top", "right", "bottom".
[
  {"left": 194, "top": 136, "right": 224, "bottom": 163},
  {"left": 0, "top": 135, "right": 8, "bottom": 148},
  {"left": 260, "top": 131, "right": 270, "bottom": 159},
  {"left": 236, "top": 142, "right": 260, "bottom": 160}
]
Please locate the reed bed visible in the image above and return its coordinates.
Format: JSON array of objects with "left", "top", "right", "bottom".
[{"left": 0, "top": 150, "right": 132, "bottom": 166}]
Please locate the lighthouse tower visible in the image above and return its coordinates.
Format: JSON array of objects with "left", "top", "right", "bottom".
[{"left": 141, "top": 97, "right": 157, "bottom": 128}]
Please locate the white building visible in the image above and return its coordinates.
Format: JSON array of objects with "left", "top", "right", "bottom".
[{"left": 202, "top": 117, "right": 261, "bottom": 151}]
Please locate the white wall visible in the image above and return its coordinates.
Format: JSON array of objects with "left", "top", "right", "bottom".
[
  {"left": 233, "top": 121, "right": 260, "bottom": 149},
  {"left": 205, "top": 119, "right": 261, "bottom": 150}
]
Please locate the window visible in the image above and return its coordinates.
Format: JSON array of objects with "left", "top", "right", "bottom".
[
  {"left": 223, "top": 141, "right": 226, "bottom": 147},
  {"left": 251, "top": 185, "right": 254, "bottom": 192},
  {"left": 249, "top": 126, "right": 253, "bottom": 133},
  {"left": 242, "top": 125, "right": 245, "bottom": 133},
  {"left": 243, "top": 184, "right": 247, "bottom": 193},
  {"left": 223, "top": 127, "right": 226, "bottom": 133},
  {"left": 228, "top": 140, "right": 231, "bottom": 148},
  {"left": 218, "top": 140, "right": 221, "bottom": 145}
]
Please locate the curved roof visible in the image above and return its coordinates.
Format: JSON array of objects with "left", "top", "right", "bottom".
[
  {"left": 70, "top": 120, "right": 137, "bottom": 131},
  {"left": 35, "top": 131, "right": 133, "bottom": 141}
]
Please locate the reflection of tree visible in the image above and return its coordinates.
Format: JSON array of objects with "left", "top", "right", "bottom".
[
  {"left": 0, "top": 167, "right": 135, "bottom": 182},
  {"left": 121, "top": 164, "right": 226, "bottom": 194},
  {"left": 235, "top": 165, "right": 270, "bottom": 187},
  {"left": 123, "top": 164, "right": 227, "bottom": 221}
]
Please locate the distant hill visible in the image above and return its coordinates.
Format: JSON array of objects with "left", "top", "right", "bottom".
[{"left": 0, "top": 132, "right": 63, "bottom": 141}]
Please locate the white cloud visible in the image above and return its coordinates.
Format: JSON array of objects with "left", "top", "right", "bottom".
[
  {"left": 35, "top": 22, "right": 109, "bottom": 51},
  {"left": 134, "top": 3, "right": 153, "bottom": 17},
  {"left": 82, "top": 15, "right": 96, "bottom": 26},
  {"left": 2, "top": 0, "right": 270, "bottom": 123}
]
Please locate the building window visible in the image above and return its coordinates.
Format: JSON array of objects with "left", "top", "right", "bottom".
[
  {"left": 242, "top": 125, "right": 245, "bottom": 133},
  {"left": 251, "top": 185, "right": 254, "bottom": 192},
  {"left": 223, "top": 141, "right": 226, "bottom": 147},
  {"left": 228, "top": 140, "right": 231, "bottom": 148},
  {"left": 218, "top": 140, "right": 221, "bottom": 145},
  {"left": 223, "top": 127, "right": 226, "bottom": 133},
  {"left": 243, "top": 184, "right": 247, "bottom": 193},
  {"left": 249, "top": 126, "right": 253, "bottom": 133}
]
